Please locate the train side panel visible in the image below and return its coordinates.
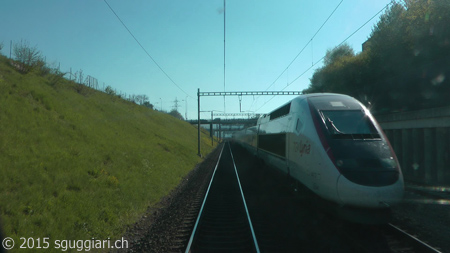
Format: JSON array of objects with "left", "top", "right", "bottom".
[
  {"left": 287, "top": 98, "right": 341, "bottom": 203},
  {"left": 257, "top": 102, "right": 292, "bottom": 174}
]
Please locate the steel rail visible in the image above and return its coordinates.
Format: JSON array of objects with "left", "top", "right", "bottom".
[
  {"left": 185, "top": 144, "right": 225, "bottom": 253},
  {"left": 228, "top": 143, "right": 261, "bottom": 253},
  {"left": 388, "top": 223, "right": 442, "bottom": 253}
]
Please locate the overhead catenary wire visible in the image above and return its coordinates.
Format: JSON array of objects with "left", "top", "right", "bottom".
[
  {"left": 267, "top": 0, "right": 344, "bottom": 91},
  {"left": 224, "top": 0, "right": 226, "bottom": 113},
  {"left": 249, "top": 0, "right": 344, "bottom": 110},
  {"left": 103, "top": 0, "right": 194, "bottom": 99},
  {"left": 288, "top": 1, "right": 394, "bottom": 88},
  {"left": 254, "top": 1, "right": 394, "bottom": 112}
]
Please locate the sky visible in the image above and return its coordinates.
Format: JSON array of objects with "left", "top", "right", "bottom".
[{"left": 0, "top": 0, "right": 392, "bottom": 120}]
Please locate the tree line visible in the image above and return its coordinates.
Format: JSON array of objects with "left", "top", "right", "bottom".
[
  {"left": 2, "top": 40, "right": 189, "bottom": 120},
  {"left": 2, "top": 40, "right": 159, "bottom": 110},
  {"left": 303, "top": 0, "right": 450, "bottom": 114}
]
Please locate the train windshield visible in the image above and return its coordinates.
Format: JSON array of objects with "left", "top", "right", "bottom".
[{"left": 320, "top": 110, "right": 377, "bottom": 135}]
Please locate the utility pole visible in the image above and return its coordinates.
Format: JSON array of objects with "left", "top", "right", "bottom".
[
  {"left": 197, "top": 89, "right": 200, "bottom": 156},
  {"left": 185, "top": 96, "right": 188, "bottom": 120},
  {"left": 238, "top": 95, "right": 242, "bottom": 112},
  {"left": 173, "top": 97, "right": 181, "bottom": 111},
  {"left": 211, "top": 111, "right": 214, "bottom": 146},
  {"left": 218, "top": 118, "right": 221, "bottom": 142}
]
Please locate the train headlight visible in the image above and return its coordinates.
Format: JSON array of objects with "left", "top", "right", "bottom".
[
  {"left": 336, "top": 159, "right": 344, "bottom": 167},
  {"left": 380, "top": 157, "right": 397, "bottom": 168}
]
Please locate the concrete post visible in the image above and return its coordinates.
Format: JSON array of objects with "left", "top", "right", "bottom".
[
  {"left": 412, "top": 128, "right": 423, "bottom": 181},
  {"left": 447, "top": 127, "right": 450, "bottom": 183}
]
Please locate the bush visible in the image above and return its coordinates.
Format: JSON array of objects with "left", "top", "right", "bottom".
[
  {"left": 105, "top": 85, "right": 116, "bottom": 96},
  {"left": 36, "top": 59, "right": 50, "bottom": 76},
  {"left": 48, "top": 71, "right": 66, "bottom": 87}
]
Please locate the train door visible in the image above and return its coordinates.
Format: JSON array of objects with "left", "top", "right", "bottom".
[
  {"left": 286, "top": 116, "right": 294, "bottom": 176},
  {"left": 256, "top": 124, "right": 261, "bottom": 156}
]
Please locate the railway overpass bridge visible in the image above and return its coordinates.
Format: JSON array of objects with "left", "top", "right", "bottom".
[
  {"left": 186, "top": 117, "right": 258, "bottom": 139},
  {"left": 375, "top": 106, "right": 450, "bottom": 186}
]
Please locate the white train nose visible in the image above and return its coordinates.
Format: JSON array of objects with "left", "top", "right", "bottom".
[{"left": 337, "top": 174, "right": 404, "bottom": 208}]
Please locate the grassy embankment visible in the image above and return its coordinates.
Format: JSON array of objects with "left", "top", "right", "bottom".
[{"left": 0, "top": 54, "right": 217, "bottom": 247}]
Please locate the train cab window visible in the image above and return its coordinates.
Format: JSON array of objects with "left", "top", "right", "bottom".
[
  {"left": 320, "top": 110, "right": 377, "bottom": 135},
  {"left": 269, "top": 103, "right": 291, "bottom": 121}
]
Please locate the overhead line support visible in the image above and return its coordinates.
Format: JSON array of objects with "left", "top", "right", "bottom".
[
  {"left": 198, "top": 88, "right": 201, "bottom": 156},
  {"left": 199, "top": 91, "right": 302, "bottom": 96},
  {"left": 197, "top": 89, "right": 302, "bottom": 156}
]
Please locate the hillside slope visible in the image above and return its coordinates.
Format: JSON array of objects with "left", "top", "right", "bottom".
[{"left": 0, "top": 55, "right": 217, "bottom": 245}]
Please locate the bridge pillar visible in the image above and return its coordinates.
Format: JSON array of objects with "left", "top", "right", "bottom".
[
  {"left": 401, "top": 129, "right": 412, "bottom": 181},
  {"left": 412, "top": 128, "right": 424, "bottom": 181},
  {"left": 210, "top": 122, "right": 213, "bottom": 146},
  {"left": 219, "top": 119, "right": 221, "bottom": 141},
  {"left": 393, "top": 129, "right": 402, "bottom": 167},
  {"left": 424, "top": 128, "right": 436, "bottom": 183}
]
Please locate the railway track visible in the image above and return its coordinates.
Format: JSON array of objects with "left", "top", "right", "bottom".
[
  {"left": 383, "top": 223, "right": 442, "bottom": 253},
  {"left": 334, "top": 220, "right": 443, "bottom": 252},
  {"left": 185, "top": 143, "right": 259, "bottom": 252},
  {"left": 179, "top": 142, "right": 443, "bottom": 252}
]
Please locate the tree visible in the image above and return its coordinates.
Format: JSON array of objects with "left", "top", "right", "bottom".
[
  {"left": 141, "top": 94, "right": 149, "bottom": 105},
  {"left": 143, "top": 101, "right": 154, "bottom": 109},
  {"left": 304, "top": 43, "right": 358, "bottom": 94},
  {"left": 304, "top": 0, "right": 450, "bottom": 113},
  {"left": 128, "top": 94, "right": 136, "bottom": 103},
  {"left": 13, "top": 40, "right": 43, "bottom": 73},
  {"left": 168, "top": 109, "right": 184, "bottom": 120},
  {"left": 323, "top": 44, "right": 355, "bottom": 66},
  {"left": 135, "top": 95, "right": 142, "bottom": 104},
  {"left": 76, "top": 69, "right": 84, "bottom": 84}
]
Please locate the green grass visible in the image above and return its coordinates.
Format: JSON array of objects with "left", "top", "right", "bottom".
[{"left": 0, "top": 54, "right": 217, "bottom": 248}]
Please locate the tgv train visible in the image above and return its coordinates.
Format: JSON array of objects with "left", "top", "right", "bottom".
[{"left": 232, "top": 93, "right": 404, "bottom": 209}]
